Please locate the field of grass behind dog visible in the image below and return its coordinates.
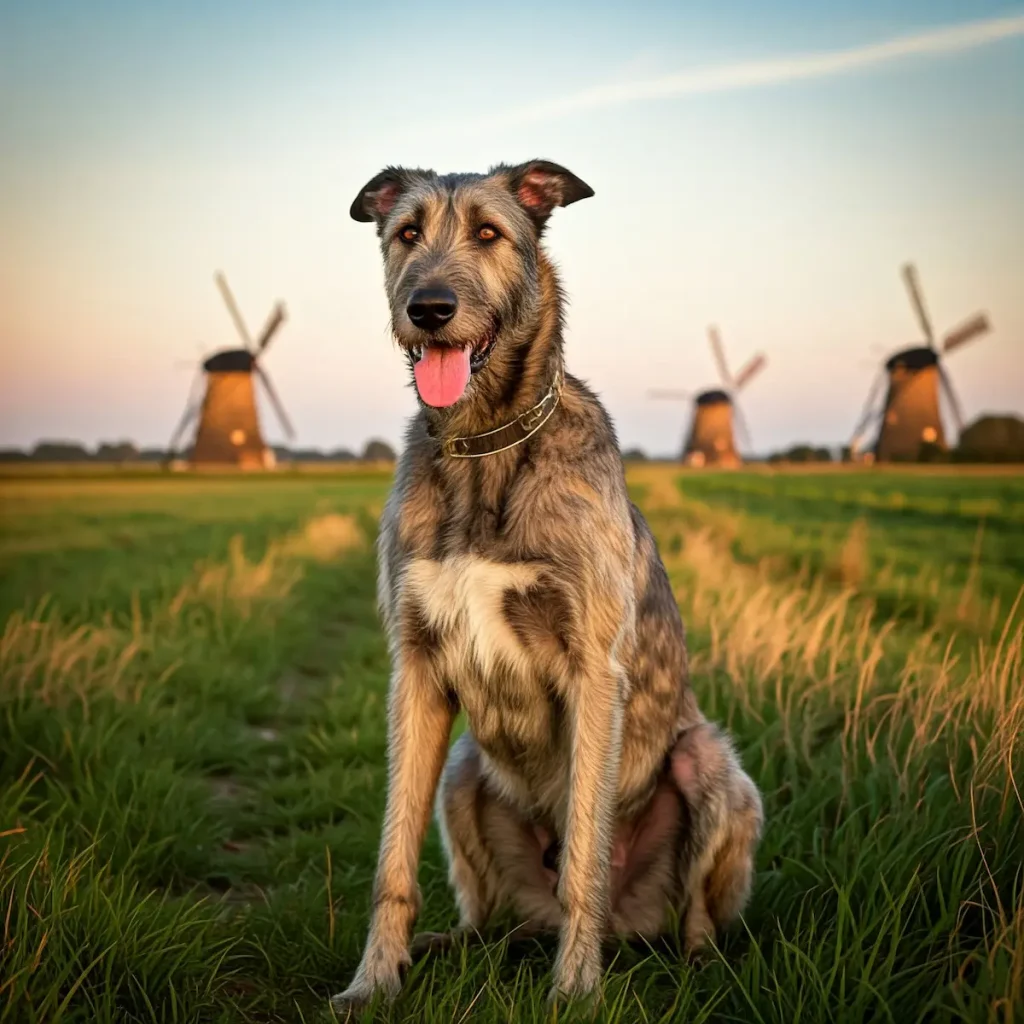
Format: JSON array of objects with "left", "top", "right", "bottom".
[{"left": 1, "top": 465, "right": 1021, "bottom": 1022}]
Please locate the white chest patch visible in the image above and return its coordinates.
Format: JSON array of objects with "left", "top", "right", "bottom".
[{"left": 403, "top": 555, "right": 542, "bottom": 678}]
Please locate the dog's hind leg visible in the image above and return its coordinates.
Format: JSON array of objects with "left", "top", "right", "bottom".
[
  {"left": 429, "top": 731, "right": 562, "bottom": 952},
  {"left": 435, "top": 732, "right": 502, "bottom": 932},
  {"left": 669, "top": 722, "right": 763, "bottom": 952}
]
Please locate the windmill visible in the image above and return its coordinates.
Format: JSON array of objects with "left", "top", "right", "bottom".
[
  {"left": 850, "top": 263, "right": 991, "bottom": 462},
  {"left": 167, "top": 272, "right": 295, "bottom": 468},
  {"left": 650, "top": 326, "right": 767, "bottom": 467}
]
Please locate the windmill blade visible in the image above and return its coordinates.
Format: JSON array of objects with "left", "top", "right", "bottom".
[
  {"left": 938, "top": 363, "right": 965, "bottom": 435},
  {"left": 166, "top": 400, "right": 199, "bottom": 457},
  {"left": 648, "top": 389, "right": 691, "bottom": 400},
  {"left": 732, "top": 401, "right": 753, "bottom": 453},
  {"left": 851, "top": 370, "right": 886, "bottom": 443},
  {"left": 708, "top": 325, "right": 733, "bottom": 389},
  {"left": 255, "top": 303, "right": 287, "bottom": 353},
  {"left": 942, "top": 312, "right": 990, "bottom": 354},
  {"left": 255, "top": 363, "right": 296, "bottom": 441},
  {"left": 732, "top": 352, "right": 767, "bottom": 392},
  {"left": 901, "top": 262, "right": 935, "bottom": 348},
  {"left": 165, "top": 369, "right": 205, "bottom": 457},
  {"left": 850, "top": 409, "right": 882, "bottom": 455},
  {"left": 214, "top": 271, "right": 255, "bottom": 349}
]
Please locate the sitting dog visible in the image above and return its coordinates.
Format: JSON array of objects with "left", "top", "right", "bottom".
[{"left": 332, "top": 160, "right": 763, "bottom": 1011}]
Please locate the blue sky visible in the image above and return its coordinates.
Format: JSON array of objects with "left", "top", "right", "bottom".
[{"left": 2, "top": 1, "right": 1022, "bottom": 454}]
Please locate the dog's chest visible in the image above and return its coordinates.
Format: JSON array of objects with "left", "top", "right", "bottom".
[
  {"left": 402, "top": 554, "right": 566, "bottom": 768},
  {"left": 404, "top": 554, "right": 541, "bottom": 672}
]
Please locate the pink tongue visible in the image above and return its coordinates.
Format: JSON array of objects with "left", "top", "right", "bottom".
[{"left": 413, "top": 346, "right": 471, "bottom": 407}]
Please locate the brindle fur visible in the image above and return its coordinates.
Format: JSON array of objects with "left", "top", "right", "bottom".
[{"left": 331, "top": 161, "right": 763, "bottom": 1012}]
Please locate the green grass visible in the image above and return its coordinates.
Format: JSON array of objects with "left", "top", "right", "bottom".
[{"left": 1, "top": 466, "right": 1021, "bottom": 1022}]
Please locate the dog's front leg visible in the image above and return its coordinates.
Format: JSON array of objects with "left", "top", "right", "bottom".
[
  {"left": 331, "top": 652, "right": 454, "bottom": 1012},
  {"left": 551, "top": 649, "right": 626, "bottom": 1003}
]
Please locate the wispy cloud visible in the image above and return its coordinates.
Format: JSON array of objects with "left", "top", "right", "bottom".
[{"left": 488, "top": 13, "right": 1024, "bottom": 126}]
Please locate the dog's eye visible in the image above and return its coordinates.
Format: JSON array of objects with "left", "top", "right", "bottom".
[
  {"left": 477, "top": 224, "right": 500, "bottom": 242},
  {"left": 398, "top": 225, "right": 420, "bottom": 244}
]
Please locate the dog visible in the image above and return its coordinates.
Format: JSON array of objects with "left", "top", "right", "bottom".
[{"left": 331, "top": 160, "right": 763, "bottom": 1012}]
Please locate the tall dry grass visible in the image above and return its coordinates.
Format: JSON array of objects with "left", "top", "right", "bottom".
[
  {"left": 648, "top": 476, "right": 1023, "bottom": 1017},
  {"left": 2, "top": 514, "right": 365, "bottom": 709}
]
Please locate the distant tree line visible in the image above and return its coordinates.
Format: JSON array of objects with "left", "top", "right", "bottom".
[
  {"left": 4, "top": 415, "right": 1021, "bottom": 465},
  {"left": 0, "top": 438, "right": 399, "bottom": 463},
  {"left": 767, "top": 444, "right": 837, "bottom": 464},
  {"left": 270, "top": 438, "right": 398, "bottom": 462}
]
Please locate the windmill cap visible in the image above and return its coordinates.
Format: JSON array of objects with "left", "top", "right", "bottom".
[
  {"left": 885, "top": 346, "right": 938, "bottom": 372},
  {"left": 203, "top": 349, "right": 255, "bottom": 372},
  {"left": 695, "top": 388, "right": 732, "bottom": 405}
]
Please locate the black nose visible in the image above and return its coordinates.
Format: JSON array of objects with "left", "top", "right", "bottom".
[{"left": 407, "top": 287, "right": 457, "bottom": 332}]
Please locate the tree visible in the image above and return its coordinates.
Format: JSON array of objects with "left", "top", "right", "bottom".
[
  {"left": 767, "top": 444, "right": 833, "bottom": 464},
  {"left": 95, "top": 441, "right": 140, "bottom": 461},
  {"left": 362, "top": 439, "right": 397, "bottom": 462},
  {"left": 955, "top": 415, "right": 1024, "bottom": 463},
  {"left": 31, "top": 441, "right": 90, "bottom": 461}
]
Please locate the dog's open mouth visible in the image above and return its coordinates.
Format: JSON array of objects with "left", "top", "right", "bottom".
[{"left": 409, "top": 330, "right": 495, "bottom": 408}]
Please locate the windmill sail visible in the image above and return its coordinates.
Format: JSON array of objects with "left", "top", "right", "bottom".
[
  {"left": 166, "top": 401, "right": 199, "bottom": 458},
  {"left": 732, "top": 353, "right": 767, "bottom": 392},
  {"left": 938, "top": 363, "right": 965, "bottom": 434},
  {"left": 256, "top": 304, "right": 287, "bottom": 353},
  {"left": 215, "top": 271, "right": 254, "bottom": 349},
  {"left": 942, "top": 312, "right": 990, "bottom": 354},
  {"left": 708, "top": 325, "right": 733, "bottom": 387},
  {"left": 256, "top": 363, "right": 296, "bottom": 441},
  {"left": 902, "top": 262, "right": 935, "bottom": 347}
]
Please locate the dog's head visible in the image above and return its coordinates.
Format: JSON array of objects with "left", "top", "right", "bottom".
[{"left": 350, "top": 161, "right": 593, "bottom": 410}]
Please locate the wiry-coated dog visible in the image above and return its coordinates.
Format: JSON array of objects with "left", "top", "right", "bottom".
[{"left": 332, "top": 160, "right": 763, "bottom": 1012}]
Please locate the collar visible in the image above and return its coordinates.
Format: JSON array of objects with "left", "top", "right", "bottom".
[{"left": 443, "top": 366, "right": 565, "bottom": 459}]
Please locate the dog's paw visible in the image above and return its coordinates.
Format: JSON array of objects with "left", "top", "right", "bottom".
[
  {"left": 329, "top": 962, "right": 404, "bottom": 1018},
  {"left": 549, "top": 949, "right": 602, "bottom": 1013},
  {"left": 546, "top": 983, "right": 601, "bottom": 1020}
]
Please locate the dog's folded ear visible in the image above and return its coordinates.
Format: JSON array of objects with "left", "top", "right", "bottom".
[
  {"left": 505, "top": 160, "right": 594, "bottom": 228},
  {"left": 350, "top": 167, "right": 418, "bottom": 227}
]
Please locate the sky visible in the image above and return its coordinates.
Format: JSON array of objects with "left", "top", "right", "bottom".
[{"left": 2, "top": 0, "right": 1022, "bottom": 457}]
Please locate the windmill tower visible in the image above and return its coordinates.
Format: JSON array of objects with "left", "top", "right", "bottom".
[
  {"left": 167, "top": 272, "right": 295, "bottom": 468},
  {"left": 650, "top": 326, "right": 767, "bottom": 467},
  {"left": 850, "top": 263, "right": 991, "bottom": 462}
]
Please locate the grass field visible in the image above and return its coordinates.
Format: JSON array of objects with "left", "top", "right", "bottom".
[{"left": 1, "top": 465, "right": 1022, "bottom": 1023}]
